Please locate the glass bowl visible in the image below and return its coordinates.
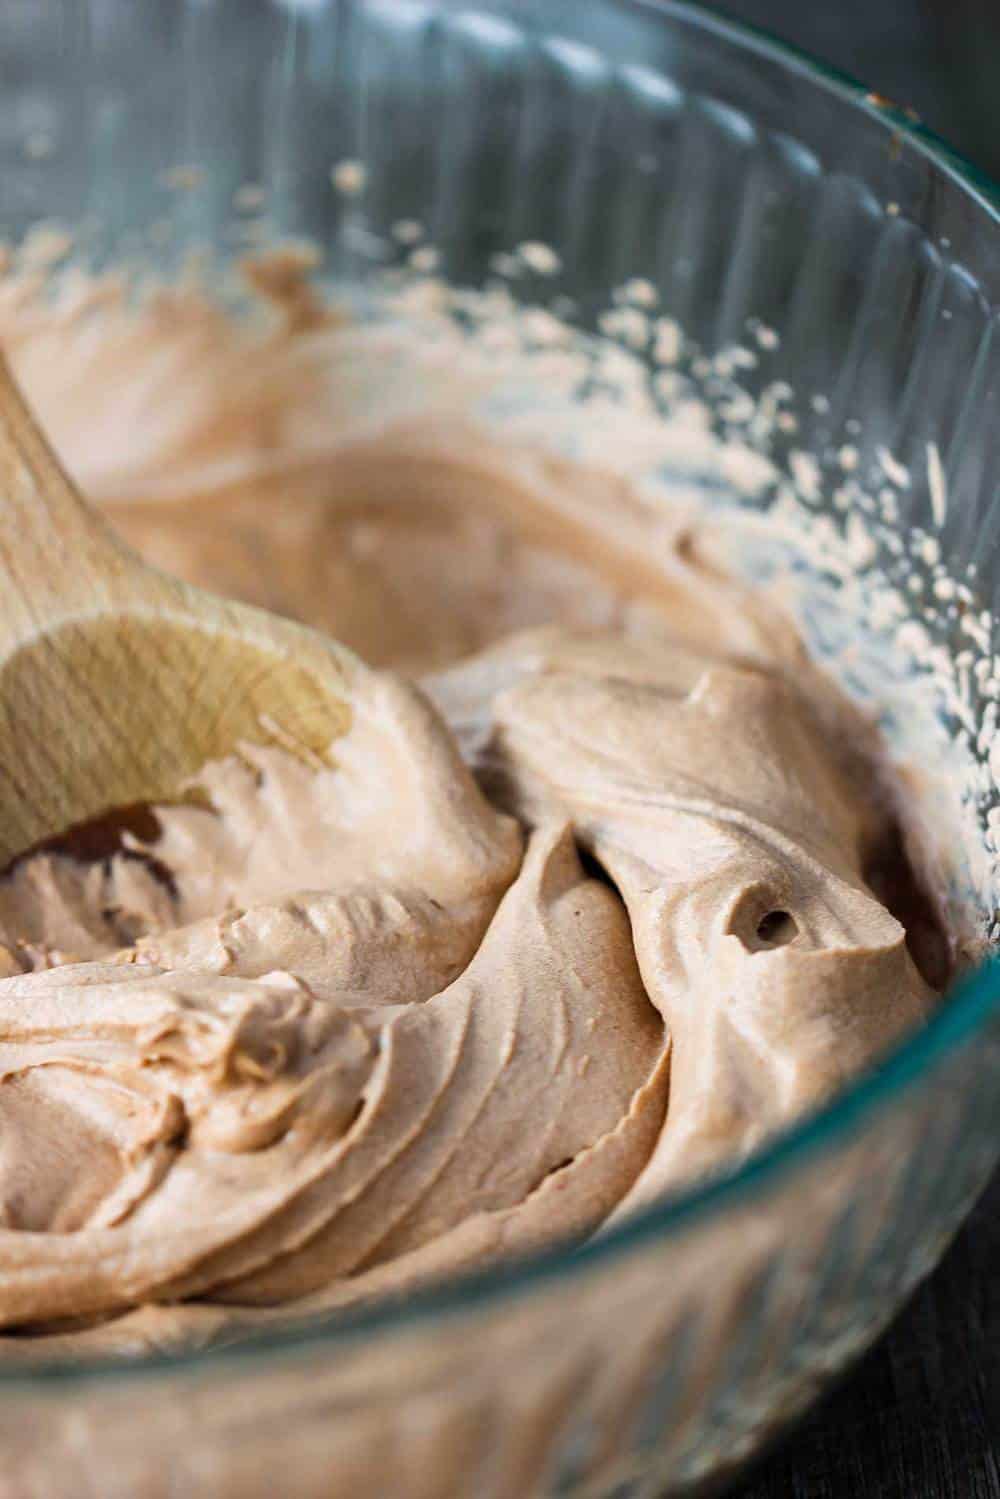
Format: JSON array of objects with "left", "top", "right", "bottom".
[{"left": 1, "top": 2, "right": 999, "bottom": 1495}]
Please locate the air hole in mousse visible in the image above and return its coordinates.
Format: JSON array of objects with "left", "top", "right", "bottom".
[{"left": 755, "top": 910, "right": 798, "bottom": 948}]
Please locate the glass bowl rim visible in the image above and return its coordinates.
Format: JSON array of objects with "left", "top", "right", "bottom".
[{"left": 3, "top": 0, "right": 999, "bottom": 1390}]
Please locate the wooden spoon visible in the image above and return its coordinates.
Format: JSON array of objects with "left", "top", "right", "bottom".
[{"left": 0, "top": 353, "right": 357, "bottom": 870}]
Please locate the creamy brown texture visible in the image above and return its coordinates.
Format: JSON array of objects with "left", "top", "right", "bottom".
[{"left": 0, "top": 261, "right": 937, "bottom": 1351}]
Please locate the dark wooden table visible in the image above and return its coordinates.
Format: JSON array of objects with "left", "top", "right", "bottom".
[
  {"left": 729, "top": 1167, "right": 1000, "bottom": 1497},
  {"left": 713, "top": 0, "right": 1000, "bottom": 180}
]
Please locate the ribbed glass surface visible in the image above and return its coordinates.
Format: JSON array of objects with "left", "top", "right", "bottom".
[{"left": 0, "top": 3, "right": 998, "bottom": 1495}]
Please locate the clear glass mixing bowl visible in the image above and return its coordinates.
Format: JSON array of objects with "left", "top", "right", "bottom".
[{"left": 1, "top": 2, "right": 999, "bottom": 1495}]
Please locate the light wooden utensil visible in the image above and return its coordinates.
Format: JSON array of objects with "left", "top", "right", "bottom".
[{"left": 0, "top": 353, "right": 357, "bottom": 870}]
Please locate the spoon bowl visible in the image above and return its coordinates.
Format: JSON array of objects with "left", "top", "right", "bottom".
[{"left": 0, "top": 355, "right": 356, "bottom": 869}]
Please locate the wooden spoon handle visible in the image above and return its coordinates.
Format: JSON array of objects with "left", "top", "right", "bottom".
[{"left": 0, "top": 353, "right": 132, "bottom": 640}]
